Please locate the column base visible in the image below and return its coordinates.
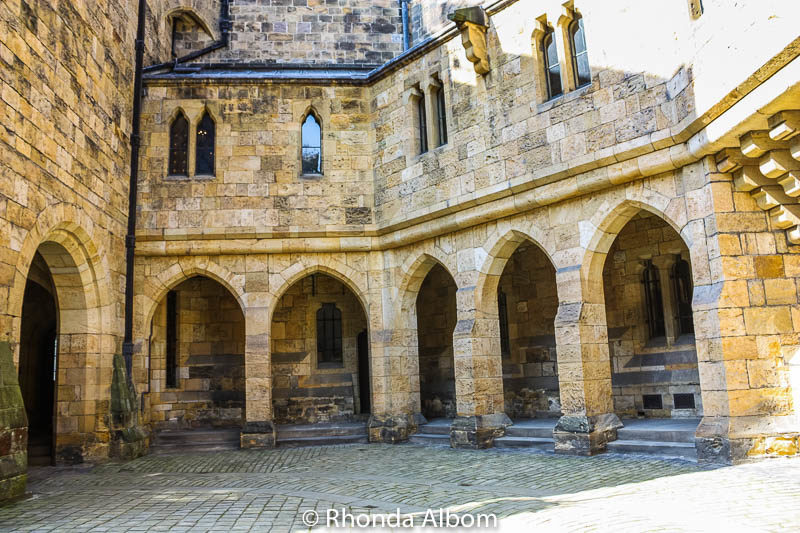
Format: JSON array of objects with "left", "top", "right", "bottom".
[
  {"left": 554, "top": 413, "right": 622, "bottom": 456},
  {"left": 697, "top": 415, "right": 800, "bottom": 464},
  {"left": 450, "top": 414, "right": 512, "bottom": 449},
  {"left": 368, "top": 413, "right": 425, "bottom": 443},
  {"left": 240, "top": 421, "right": 276, "bottom": 449}
]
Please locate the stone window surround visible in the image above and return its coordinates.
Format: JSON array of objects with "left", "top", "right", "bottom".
[
  {"left": 164, "top": 105, "right": 219, "bottom": 181},
  {"left": 299, "top": 106, "right": 324, "bottom": 178},
  {"left": 531, "top": 4, "right": 592, "bottom": 106},
  {"left": 403, "top": 73, "right": 452, "bottom": 162}
]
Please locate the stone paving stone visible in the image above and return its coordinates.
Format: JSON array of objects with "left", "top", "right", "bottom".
[{"left": 0, "top": 444, "right": 798, "bottom": 531}]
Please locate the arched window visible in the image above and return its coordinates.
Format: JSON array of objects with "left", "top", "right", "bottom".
[
  {"left": 417, "top": 95, "right": 428, "bottom": 154},
  {"left": 195, "top": 111, "right": 215, "bottom": 176},
  {"left": 671, "top": 255, "right": 694, "bottom": 336},
  {"left": 317, "top": 303, "right": 342, "bottom": 366},
  {"left": 435, "top": 85, "right": 447, "bottom": 147},
  {"left": 169, "top": 112, "right": 189, "bottom": 176},
  {"left": 642, "top": 260, "right": 666, "bottom": 339},
  {"left": 301, "top": 112, "right": 322, "bottom": 175},
  {"left": 569, "top": 15, "right": 591, "bottom": 87},
  {"left": 543, "top": 31, "right": 562, "bottom": 99}
]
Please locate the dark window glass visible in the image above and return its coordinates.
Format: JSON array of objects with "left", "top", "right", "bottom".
[
  {"left": 317, "top": 303, "right": 343, "bottom": 366},
  {"left": 642, "top": 260, "right": 666, "bottom": 339},
  {"left": 671, "top": 255, "right": 694, "bottom": 336},
  {"left": 498, "top": 290, "right": 510, "bottom": 357},
  {"left": 673, "top": 393, "right": 695, "bottom": 410},
  {"left": 643, "top": 394, "right": 663, "bottom": 410},
  {"left": 195, "top": 112, "right": 215, "bottom": 176},
  {"left": 570, "top": 17, "right": 591, "bottom": 87},
  {"left": 417, "top": 96, "right": 428, "bottom": 154},
  {"left": 169, "top": 114, "right": 189, "bottom": 176},
  {"left": 436, "top": 87, "right": 447, "bottom": 146},
  {"left": 166, "top": 290, "right": 178, "bottom": 389},
  {"left": 543, "top": 32, "right": 562, "bottom": 99},
  {"left": 301, "top": 113, "right": 322, "bottom": 174}
]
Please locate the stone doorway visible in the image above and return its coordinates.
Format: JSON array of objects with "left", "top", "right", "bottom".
[
  {"left": 18, "top": 252, "right": 58, "bottom": 466},
  {"left": 602, "top": 211, "right": 703, "bottom": 419},
  {"left": 496, "top": 242, "right": 561, "bottom": 420},
  {"left": 270, "top": 273, "right": 371, "bottom": 425},
  {"left": 147, "top": 276, "right": 246, "bottom": 431},
  {"left": 416, "top": 263, "right": 457, "bottom": 421}
]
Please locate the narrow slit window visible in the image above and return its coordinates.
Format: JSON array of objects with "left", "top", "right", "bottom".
[
  {"left": 436, "top": 86, "right": 448, "bottom": 147},
  {"left": 543, "top": 31, "right": 562, "bottom": 99},
  {"left": 317, "top": 303, "right": 343, "bottom": 366},
  {"left": 301, "top": 113, "right": 322, "bottom": 175},
  {"left": 498, "top": 289, "right": 510, "bottom": 357},
  {"left": 570, "top": 16, "right": 591, "bottom": 87},
  {"left": 417, "top": 95, "right": 428, "bottom": 154},
  {"left": 168, "top": 113, "right": 189, "bottom": 176},
  {"left": 671, "top": 255, "right": 694, "bottom": 336},
  {"left": 642, "top": 260, "right": 666, "bottom": 339},
  {"left": 166, "top": 290, "right": 178, "bottom": 389},
  {"left": 195, "top": 112, "right": 215, "bottom": 176}
]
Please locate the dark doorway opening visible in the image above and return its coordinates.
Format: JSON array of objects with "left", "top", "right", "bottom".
[
  {"left": 18, "top": 252, "right": 58, "bottom": 466},
  {"left": 357, "top": 330, "right": 371, "bottom": 414}
]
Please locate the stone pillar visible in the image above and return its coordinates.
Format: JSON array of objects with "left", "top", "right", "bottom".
[
  {"left": 553, "top": 269, "right": 621, "bottom": 455},
  {"left": 450, "top": 280, "right": 511, "bottom": 449},
  {"left": 0, "top": 341, "right": 27, "bottom": 501},
  {"left": 240, "top": 306, "right": 275, "bottom": 448},
  {"left": 368, "top": 253, "right": 421, "bottom": 443}
]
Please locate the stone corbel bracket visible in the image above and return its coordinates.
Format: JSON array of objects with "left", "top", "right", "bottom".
[{"left": 448, "top": 7, "right": 490, "bottom": 76}]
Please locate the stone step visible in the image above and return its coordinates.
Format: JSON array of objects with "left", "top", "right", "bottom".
[
  {"left": 277, "top": 434, "right": 368, "bottom": 447},
  {"left": 154, "top": 429, "right": 241, "bottom": 446},
  {"left": 416, "top": 420, "right": 451, "bottom": 435},
  {"left": 505, "top": 421, "right": 556, "bottom": 439},
  {"left": 606, "top": 439, "right": 697, "bottom": 460},
  {"left": 616, "top": 426, "right": 696, "bottom": 444},
  {"left": 276, "top": 423, "right": 368, "bottom": 439},
  {"left": 494, "top": 436, "right": 554, "bottom": 451},
  {"left": 150, "top": 442, "right": 241, "bottom": 455},
  {"left": 409, "top": 433, "right": 450, "bottom": 446}
]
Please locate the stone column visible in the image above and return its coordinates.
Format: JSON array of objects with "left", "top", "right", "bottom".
[
  {"left": 449, "top": 271, "right": 511, "bottom": 449},
  {"left": 553, "top": 268, "right": 621, "bottom": 455},
  {"left": 240, "top": 305, "right": 275, "bottom": 448},
  {"left": 368, "top": 252, "right": 421, "bottom": 443}
]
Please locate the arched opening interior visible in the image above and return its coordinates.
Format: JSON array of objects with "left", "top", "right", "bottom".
[
  {"left": 148, "top": 276, "right": 246, "bottom": 429},
  {"left": 416, "top": 264, "right": 457, "bottom": 420},
  {"left": 18, "top": 252, "right": 58, "bottom": 466},
  {"left": 602, "top": 210, "right": 702, "bottom": 419},
  {"left": 497, "top": 242, "right": 560, "bottom": 419},
  {"left": 271, "top": 273, "right": 370, "bottom": 424}
]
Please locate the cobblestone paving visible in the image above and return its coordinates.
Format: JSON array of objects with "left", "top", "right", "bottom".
[{"left": 1, "top": 444, "right": 799, "bottom": 532}]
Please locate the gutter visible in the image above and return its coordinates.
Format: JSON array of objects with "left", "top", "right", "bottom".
[{"left": 121, "top": 0, "right": 147, "bottom": 380}]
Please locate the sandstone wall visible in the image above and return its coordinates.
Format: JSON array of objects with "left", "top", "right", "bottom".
[{"left": 0, "top": 0, "right": 142, "bottom": 499}]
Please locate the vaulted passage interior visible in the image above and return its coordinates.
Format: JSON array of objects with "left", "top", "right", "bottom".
[
  {"left": 416, "top": 264, "right": 458, "bottom": 420},
  {"left": 603, "top": 211, "right": 702, "bottom": 418},
  {"left": 270, "top": 273, "right": 370, "bottom": 424},
  {"left": 497, "top": 242, "right": 560, "bottom": 419},
  {"left": 147, "top": 276, "right": 246, "bottom": 429},
  {"left": 18, "top": 252, "right": 58, "bottom": 466}
]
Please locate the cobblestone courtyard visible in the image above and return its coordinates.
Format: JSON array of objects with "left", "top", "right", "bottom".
[{"left": 1, "top": 444, "right": 799, "bottom": 532}]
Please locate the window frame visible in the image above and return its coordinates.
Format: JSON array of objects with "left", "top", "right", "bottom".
[
  {"left": 300, "top": 110, "right": 323, "bottom": 177},
  {"left": 195, "top": 111, "right": 216, "bottom": 177},
  {"left": 542, "top": 30, "right": 563, "bottom": 100},
  {"left": 417, "top": 94, "right": 429, "bottom": 155},
  {"left": 316, "top": 302, "right": 343, "bottom": 367},
  {"left": 435, "top": 84, "right": 448, "bottom": 147},
  {"left": 168, "top": 112, "right": 189, "bottom": 177},
  {"left": 642, "top": 259, "right": 666, "bottom": 340},
  {"left": 569, "top": 15, "right": 591, "bottom": 88}
]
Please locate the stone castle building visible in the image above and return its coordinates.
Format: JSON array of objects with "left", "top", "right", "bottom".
[{"left": 2, "top": 0, "right": 800, "bottom": 501}]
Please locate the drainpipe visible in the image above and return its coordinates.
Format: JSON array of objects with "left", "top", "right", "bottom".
[
  {"left": 122, "top": 0, "right": 147, "bottom": 382},
  {"left": 399, "top": 0, "right": 410, "bottom": 50},
  {"left": 143, "top": 0, "right": 231, "bottom": 73}
]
